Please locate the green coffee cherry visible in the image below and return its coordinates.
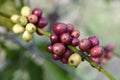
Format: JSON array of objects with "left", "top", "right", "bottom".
[
  {"left": 21, "top": 6, "right": 31, "bottom": 17},
  {"left": 18, "top": 16, "right": 28, "bottom": 26},
  {"left": 68, "top": 53, "right": 81, "bottom": 67},
  {"left": 12, "top": 24, "right": 24, "bottom": 34},
  {"left": 10, "top": 14, "right": 19, "bottom": 23},
  {"left": 26, "top": 23, "right": 36, "bottom": 33},
  {"left": 22, "top": 31, "right": 32, "bottom": 42}
]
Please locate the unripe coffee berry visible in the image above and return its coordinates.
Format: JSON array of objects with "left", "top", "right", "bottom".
[
  {"left": 71, "top": 30, "right": 80, "bottom": 38},
  {"left": 22, "top": 31, "right": 32, "bottom": 42},
  {"left": 18, "top": 16, "right": 28, "bottom": 26},
  {"left": 21, "top": 6, "right": 31, "bottom": 17},
  {"left": 12, "top": 24, "right": 24, "bottom": 34},
  {"left": 66, "top": 23, "right": 74, "bottom": 33},
  {"left": 32, "top": 8, "right": 42, "bottom": 17},
  {"left": 53, "top": 43, "right": 66, "bottom": 56},
  {"left": 27, "top": 14, "right": 38, "bottom": 23},
  {"left": 88, "top": 36, "right": 99, "bottom": 47},
  {"left": 50, "top": 34, "right": 59, "bottom": 43},
  {"left": 10, "top": 14, "right": 19, "bottom": 23},
  {"left": 37, "top": 17, "right": 48, "bottom": 28},
  {"left": 79, "top": 38, "right": 92, "bottom": 51},
  {"left": 53, "top": 23, "right": 67, "bottom": 35},
  {"left": 71, "top": 38, "right": 79, "bottom": 46},
  {"left": 26, "top": 23, "right": 36, "bottom": 33},
  {"left": 68, "top": 53, "right": 81, "bottom": 67},
  {"left": 60, "top": 33, "right": 71, "bottom": 44},
  {"left": 90, "top": 46, "right": 103, "bottom": 57}
]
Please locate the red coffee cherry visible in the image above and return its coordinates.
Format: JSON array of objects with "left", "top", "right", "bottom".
[
  {"left": 88, "top": 36, "right": 99, "bottom": 47},
  {"left": 61, "top": 58, "right": 68, "bottom": 64},
  {"left": 71, "top": 38, "right": 79, "bottom": 47},
  {"left": 53, "top": 23, "right": 67, "bottom": 35},
  {"left": 37, "top": 17, "right": 48, "bottom": 28},
  {"left": 90, "top": 56, "right": 101, "bottom": 64},
  {"left": 60, "top": 33, "right": 71, "bottom": 44},
  {"left": 104, "top": 52, "right": 112, "bottom": 59},
  {"left": 50, "top": 34, "right": 59, "bottom": 43},
  {"left": 71, "top": 30, "right": 80, "bottom": 38},
  {"left": 62, "top": 49, "right": 73, "bottom": 60},
  {"left": 53, "top": 43, "right": 66, "bottom": 56},
  {"left": 79, "top": 38, "right": 92, "bottom": 51},
  {"left": 52, "top": 54, "right": 60, "bottom": 60},
  {"left": 46, "top": 44, "right": 53, "bottom": 53},
  {"left": 66, "top": 23, "right": 74, "bottom": 33},
  {"left": 32, "top": 8, "right": 42, "bottom": 17},
  {"left": 90, "top": 46, "right": 103, "bottom": 57},
  {"left": 104, "top": 43, "right": 115, "bottom": 52},
  {"left": 27, "top": 14, "right": 38, "bottom": 23}
]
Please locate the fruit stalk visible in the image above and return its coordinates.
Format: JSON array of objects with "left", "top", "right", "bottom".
[{"left": 37, "top": 28, "right": 115, "bottom": 80}]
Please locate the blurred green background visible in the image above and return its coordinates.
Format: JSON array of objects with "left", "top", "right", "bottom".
[{"left": 0, "top": 0, "right": 120, "bottom": 80}]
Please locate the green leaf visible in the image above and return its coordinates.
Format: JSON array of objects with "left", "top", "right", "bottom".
[
  {"left": 43, "top": 60, "right": 76, "bottom": 80},
  {"left": 25, "top": 58, "right": 44, "bottom": 80}
]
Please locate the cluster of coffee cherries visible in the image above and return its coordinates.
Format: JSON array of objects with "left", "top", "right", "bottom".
[
  {"left": 79, "top": 36, "right": 114, "bottom": 64},
  {"left": 10, "top": 6, "right": 48, "bottom": 42},
  {"left": 46, "top": 23, "right": 81, "bottom": 67},
  {"left": 10, "top": 6, "right": 114, "bottom": 67},
  {"left": 101, "top": 44, "right": 115, "bottom": 64}
]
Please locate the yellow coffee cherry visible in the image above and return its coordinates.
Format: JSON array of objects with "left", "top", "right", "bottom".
[
  {"left": 10, "top": 14, "right": 19, "bottom": 23},
  {"left": 18, "top": 16, "right": 28, "bottom": 26},
  {"left": 25, "top": 23, "right": 36, "bottom": 33},
  {"left": 22, "top": 31, "right": 32, "bottom": 42},
  {"left": 21, "top": 6, "right": 31, "bottom": 17},
  {"left": 68, "top": 53, "right": 81, "bottom": 67},
  {"left": 12, "top": 24, "right": 24, "bottom": 34}
]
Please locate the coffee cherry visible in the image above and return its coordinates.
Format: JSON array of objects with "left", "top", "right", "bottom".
[
  {"left": 21, "top": 6, "right": 31, "bottom": 17},
  {"left": 10, "top": 14, "right": 19, "bottom": 23},
  {"left": 61, "top": 58, "right": 68, "bottom": 64},
  {"left": 32, "top": 8, "right": 42, "bottom": 17},
  {"left": 63, "top": 49, "right": 73, "bottom": 59},
  {"left": 71, "top": 30, "right": 80, "bottom": 38},
  {"left": 46, "top": 44, "right": 53, "bottom": 53},
  {"left": 27, "top": 14, "right": 38, "bottom": 23},
  {"left": 25, "top": 23, "right": 36, "bottom": 33},
  {"left": 104, "top": 44, "right": 115, "bottom": 52},
  {"left": 37, "top": 17, "right": 48, "bottom": 28},
  {"left": 66, "top": 23, "right": 74, "bottom": 33},
  {"left": 18, "top": 16, "right": 28, "bottom": 26},
  {"left": 90, "top": 56, "right": 101, "bottom": 64},
  {"left": 60, "top": 33, "right": 71, "bottom": 44},
  {"left": 90, "top": 46, "right": 103, "bottom": 57},
  {"left": 68, "top": 53, "right": 81, "bottom": 67},
  {"left": 50, "top": 34, "right": 58, "bottom": 43},
  {"left": 79, "top": 38, "right": 92, "bottom": 51},
  {"left": 104, "top": 52, "right": 112, "bottom": 59},
  {"left": 71, "top": 38, "right": 79, "bottom": 46},
  {"left": 53, "top": 43, "right": 66, "bottom": 56},
  {"left": 53, "top": 23, "right": 67, "bottom": 35},
  {"left": 101, "top": 57, "right": 107, "bottom": 64},
  {"left": 88, "top": 36, "right": 99, "bottom": 47},
  {"left": 52, "top": 54, "right": 60, "bottom": 60},
  {"left": 22, "top": 31, "right": 32, "bottom": 42},
  {"left": 12, "top": 24, "right": 24, "bottom": 34}
]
